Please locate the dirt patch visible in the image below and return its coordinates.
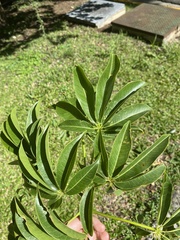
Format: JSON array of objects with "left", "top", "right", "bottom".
[{"left": 0, "top": 0, "right": 86, "bottom": 55}]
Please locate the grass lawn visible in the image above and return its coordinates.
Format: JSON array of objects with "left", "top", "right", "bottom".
[{"left": 0, "top": 1, "right": 180, "bottom": 239}]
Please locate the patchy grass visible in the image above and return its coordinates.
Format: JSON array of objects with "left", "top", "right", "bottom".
[{"left": 0, "top": 1, "right": 180, "bottom": 239}]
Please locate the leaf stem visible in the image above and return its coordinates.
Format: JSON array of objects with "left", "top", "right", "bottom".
[
  {"left": 67, "top": 212, "right": 80, "bottom": 225},
  {"left": 93, "top": 209, "right": 155, "bottom": 232}
]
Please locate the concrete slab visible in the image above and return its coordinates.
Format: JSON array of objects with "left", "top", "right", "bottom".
[
  {"left": 66, "top": 0, "right": 126, "bottom": 29},
  {"left": 112, "top": 3, "right": 180, "bottom": 44}
]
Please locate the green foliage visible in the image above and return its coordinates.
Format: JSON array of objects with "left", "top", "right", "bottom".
[
  {"left": 1, "top": 55, "right": 179, "bottom": 239},
  {"left": 54, "top": 55, "right": 151, "bottom": 134}
]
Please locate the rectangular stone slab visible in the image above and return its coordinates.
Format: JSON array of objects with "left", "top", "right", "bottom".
[
  {"left": 112, "top": 3, "right": 180, "bottom": 43},
  {"left": 66, "top": 0, "right": 126, "bottom": 28}
]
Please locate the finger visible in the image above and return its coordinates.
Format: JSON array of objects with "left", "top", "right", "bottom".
[
  {"left": 67, "top": 217, "right": 83, "bottom": 232},
  {"left": 92, "top": 217, "right": 106, "bottom": 233},
  {"left": 96, "top": 230, "right": 110, "bottom": 240},
  {"left": 88, "top": 231, "right": 97, "bottom": 240}
]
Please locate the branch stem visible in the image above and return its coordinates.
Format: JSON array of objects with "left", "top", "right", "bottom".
[{"left": 94, "top": 209, "right": 155, "bottom": 232}]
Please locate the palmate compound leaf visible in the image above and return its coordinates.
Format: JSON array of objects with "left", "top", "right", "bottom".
[
  {"left": 103, "top": 81, "right": 146, "bottom": 123},
  {"left": 108, "top": 121, "right": 131, "bottom": 177},
  {"left": 157, "top": 174, "right": 173, "bottom": 225},
  {"left": 35, "top": 193, "right": 80, "bottom": 240},
  {"left": 56, "top": 134, "right": 83, "bottom": 191},
  {"left": 114, "top": 165, "right": 166, "bottom": 190},
  {"left": 66, "top": 159, "right": 99, "bottom": 195},
  {"left": 80, "top": 187, "right": 94, "bottom": 236},
  {"left": 74, "top": 65, "right": 96, "bottom": 123},
  {"left": 95, "top": 54, "right": 120, "bottom": 122},
  {"left": 115, "top": 134, "right": 170, "bottom": 181}
]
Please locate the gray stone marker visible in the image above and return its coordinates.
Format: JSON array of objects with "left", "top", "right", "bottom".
[
  {"left": 112, "top": 3, "right": 180, "bottom": 44},
  {"left": 66, "top": 0, "right": 126, "bottom": 29}
]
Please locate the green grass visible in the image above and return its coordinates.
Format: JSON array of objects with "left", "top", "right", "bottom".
[{"left": 0, "top": 2, "right": 180, "bottom": 239}]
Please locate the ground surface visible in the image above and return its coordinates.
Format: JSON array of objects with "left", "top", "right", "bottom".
[{"left": 0, "top": 0, "right": 87, "bottom": 55}]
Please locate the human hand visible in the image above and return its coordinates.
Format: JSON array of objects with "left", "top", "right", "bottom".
[{"left": 67, "top": 216, "right": 110, "bottom": 240}]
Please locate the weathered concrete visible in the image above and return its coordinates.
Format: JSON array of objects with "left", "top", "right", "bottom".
[
  {"left": 66, "top": 0, "right": 126, "bottom": 28},
  {"left": 112, "top": 3, "right": 180, "bottom": 44}
]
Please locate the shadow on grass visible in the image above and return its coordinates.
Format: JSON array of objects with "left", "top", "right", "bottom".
[{"left": 0, "top": 0, "right": 79, "bottom": 56}]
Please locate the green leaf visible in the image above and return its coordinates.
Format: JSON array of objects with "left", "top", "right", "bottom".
[
  {"left": 157, "top": 174, "right": 172, "bottom": 225},
  {"left": 74, "top": 66, "right": 96, "bottom": 122},
  {"left": 14, "top": 198, "right": 54, "bottom": 240},
  {"left": 104, "top": 81, "right": 146, "bottom": 123},
  {"left": 3, "top": 108, "right": 23, "bottom": 146},
  {"left": 166, "top": 228, "right": 180, "bottom": 236},
  {"left": 105, "top": 104, "right": 151, "bottom": 128},
  {"left": 26, "top": 119, "right": 42, "bottom": 158},
  {"left": 115, "top": 165, "right": 166, "bottom": 190},
  {"left": 0, "top": 129, "right": 18, "bottom": 154},
  {"left": 59, "top": 120, "right": 94, "bottom": 132},
  {"left": 163, "top": 207, "right": 180, "bottom": 227},
  {"left": 95, "top": 54, "right": 120, "bottom": 121},
  {"left": 116, "top": 134, "right": 170, "bottom": 181},
  {"left": 108, "top": 121, "right": 131, "bottom": 177},
  {"left": 56, "top": 134, "right": 83, "bottom": 190},
  {"left": 80, "top": 187, "right": 94, "bottom": 236},
  {"left": 26, "top": 102, "right": 40, "bottom": 129},
  {"left": 66, "top": 160, "right": 99, "bottom": 195},
  {"left": 36, "top": 126, "right": 58, "bottom": 190},
  {"left": 55, "top": 101, "right": 87, "bottom": 121},
  {"left": 98, "top": 130, "right": 108, "bottom": 177},
  {"left": 14, "top": 213, "right": 37, "bottom": 240},
  {"left": 35, "top": 193, "right": 75, "bottom": 239},
  {"left": 49, "top": 211, "right": 86, "bottom": 239},
  {"left": 18, "top": 141, "right": 52, "bottom": 190}
]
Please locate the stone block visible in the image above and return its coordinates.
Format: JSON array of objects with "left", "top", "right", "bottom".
[{"left": 66, "top": 0, "right": 126, "bottom": 28}]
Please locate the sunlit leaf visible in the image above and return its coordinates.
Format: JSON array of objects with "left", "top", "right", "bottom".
[
  {"left": 66, "top": 160, "right": 99, "bottom": 195},
  {"left": 108, "top": 121, "right": 131, "bottom": 177},
  {"left": 105, "top": 104, "right": 151, "bottom": 129},
  {"left": 59, "top": 120, "right": 94, "bottom": 132},
  {"left": 157, "top": 174, "right": 172, "bottom": 225},
  {"left": 18, "top": 141, "right": 52, "bottom": 190},
  {"left": 0, "top": 128, "right": 18, "bottom": 154},
  {"left": 26, "top": 119, "right": 42, "bottom": 158},
  {"left": 36, "top": 126, "right": 58, "bottom": 190},
  {"left": 15, "top": 213, "right": 37, "bottom": 240},
  {"left": 56, "top": 134, "right": 83, "bottom": 190},
  {"left": 35, "top": 193, "right": 75, "bottom": 239},
  {"left": 95, "top": 54, "right": 120, "bottom": 121},
  {"left": 14, "top": 198, "right": 54, "bottom": 240},
  {"left": 115, "top": 165, "right": 165, "bottom": 190},
  {"left": 26, "top": 102, "right": 40, "bottom": 129},
  {"left": 98, "top": 130, "right": 108, "bottom": 177},
  {"left": 55, "top": 101, "right": 87, "bottom": 121},
  {"left": 80, "top": 187, "right": 94, "bottom": 236},
  {"left": 3, "top": 108, "right": 23, "bottom": 147},
  {"left": 116, "top": 134, "right": 170, "bottom": 181},
  {"left": 74, "top": 66, "right": 96, "bottom": 122},
  {"left": 104, "top": 81, "right": 146, "bottom": 123},
  {"left": 163, "top": 208, "right": 180, "bottom": 228},
  {"left": 49, "top": 211, "right": 86, "bottom": 239}
]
